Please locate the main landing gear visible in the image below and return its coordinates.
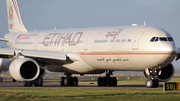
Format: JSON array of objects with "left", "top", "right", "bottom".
[
  {"left": 144, "top": 68, "right": 159, "bottom": 88},
  {"left": 97, "top": 70, "right": 117, "bottom": 86},
  {"left": 60, "top": 74, "right": 78, "bottom": 86},
  {"left": 24, "top": 77, "right": 43, "bottom": 87}
]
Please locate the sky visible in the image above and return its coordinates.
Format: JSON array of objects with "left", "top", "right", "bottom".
[{"left": 0, "top": 0, "right": 180, "bottom": 68}]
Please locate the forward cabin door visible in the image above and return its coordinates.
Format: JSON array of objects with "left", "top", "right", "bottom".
[
  {"left": 84, "top": 34, "right": 92, "bottom": 50},
  {"left": 132, "top": 31, "right": 144, "bottom": 50}
]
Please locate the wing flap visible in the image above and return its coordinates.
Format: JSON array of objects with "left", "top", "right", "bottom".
[
  {"left": 0, "top": 48, "right": 80, "bottom": 65},
  {"left": 0, "top": 48, "right": 14, "bottom": 58},
  {"left": 21, "top": 50, "right": 66, "bottom": 61}
]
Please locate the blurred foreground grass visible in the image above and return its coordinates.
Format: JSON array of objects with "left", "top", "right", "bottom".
[{"left": 0, "top": 87, "right": 180, "bottom": 101}]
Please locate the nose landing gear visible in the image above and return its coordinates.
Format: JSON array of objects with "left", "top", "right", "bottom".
[{"left": 144, "top": 68, "right": 159, "bottom": 88}]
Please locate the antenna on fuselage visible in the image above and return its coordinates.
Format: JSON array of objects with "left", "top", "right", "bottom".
[{"left": 144, "top": 21, "right": 146, "bottom": 26}]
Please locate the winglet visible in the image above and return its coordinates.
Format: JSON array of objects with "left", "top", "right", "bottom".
[{"left": 6, "top": 0, "right": 27, "bottom": 32}]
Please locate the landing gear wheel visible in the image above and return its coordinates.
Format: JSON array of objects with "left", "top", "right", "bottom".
[
  {"left": 62, "top": 76, "right": 79, "bottom": 86},
  {"left": 97, "top": 77, "right": 102, "bottom": 86},
  {"left": 145, "top": 79, "right": 153, "bottom": 88},
  {"left": 12, "top": 78, "right": 16, "bottom": 82},
  {"left": 146, "top": 79, "right": 159, "bottom": 88},
  {"left": 73, "top": 77, "right": 78, "bottom": 86},
  {"left": 34, "top": 77, "right": 43, "bottom": 86},
  {"left": 60, "top": 77, "right": 65, "bottom": 86},
  {"left": 101, "top": 77, "right": 107, "bottom": 86},
  {"left": 24, "top": 82, "right": 33, "bottom": 86},
  {"left": 108, "top": 77, "right": 117, "bottom": 86},
  {"left": 64, "top": 77, "right": 71, "bottom": 86},
  {"left": 152, "top": 80, "right": 159, "bottom": 88},
  {"left": 112, "top": 77, "right": 117, "bottom": 86}
]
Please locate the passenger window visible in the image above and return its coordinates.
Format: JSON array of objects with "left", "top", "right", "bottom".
[
  {"left": 168, "top": 37, "right": 174, "bottom": 41},
  {"left": 150, "top": 37, "right": 156, "bottom": 42},
  {"left": 160, "top": 37, "right": 167, "bottom": 41}
]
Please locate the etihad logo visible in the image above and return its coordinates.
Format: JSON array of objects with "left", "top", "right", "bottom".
[
  {"left": 9, "top": 4, "right": 13, "bottom": 29},
  {"left": 43, "top": 32, "right": 83, "bottom": 46}
]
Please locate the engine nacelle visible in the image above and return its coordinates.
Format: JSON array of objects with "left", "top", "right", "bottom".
[
  {"left": 39, "top": 69, "right": 46, "bottom": 77},
  {"left": 0, "top": 58, "right": 11, "bottom": 72},
  {"left": 9, "top": 58, "right": 40, "bottom": 81},
  {"left": 156, "top": 63, "right": 174, "bottom": 82}
]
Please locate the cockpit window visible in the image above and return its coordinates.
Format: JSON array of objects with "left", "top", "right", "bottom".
[
  {"left": 150, "top": 37, "right": 156, "bottom": 42},
  {"left": 150, "top": 36, "right": 173, "bottom": 42},
  {"left": 168, "top": 37, "right": 174, "bottom": 41},
  {"left": 159, "top": 37, "right": 167, "bottom": 41},
  {"left": 155, "top": 37, "right": 158, "bottom": 42}
]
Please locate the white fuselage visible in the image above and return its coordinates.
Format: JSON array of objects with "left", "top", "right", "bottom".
[{"left": 5, "top": 25, "right": 176, "bottom": 74}]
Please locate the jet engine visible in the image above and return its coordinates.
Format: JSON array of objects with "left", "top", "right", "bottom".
[
  {"left": 156, "top": 63, "right": 174, "bottom": 82},
  {"left": 144, "top": 63, "right": 174, "bottom": 82},
  {"left": 0, "top": 58, "right": 11, "bottom": 72},
  {"left": 9, "top": 58, "right": 40, "bottom": 81}
]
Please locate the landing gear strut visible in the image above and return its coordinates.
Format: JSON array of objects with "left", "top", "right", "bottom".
[
  {"left": 60, "top": 74, "right": 78, "bottom": 86},
  {"left": 144, "top": 68, "right": 159, "bottom": 88},
  {"left": 97, "top": 70, "right": 117, "bottom": 86}
]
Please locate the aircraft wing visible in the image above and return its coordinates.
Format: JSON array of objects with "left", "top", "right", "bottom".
[
  {"left": 176, "top": 47, "right": 180, "bottom": 60},
  {"left": 0, "top": 48, "right": 80, "bottom": 66}
]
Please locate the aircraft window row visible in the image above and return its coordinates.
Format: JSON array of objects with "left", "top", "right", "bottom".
[
  {"left": 110, "top": 39, "right": 131, "bottom": 43},
  {"left": 128, "top": 39, "right": 131, "bottom": 42},
  {"left": 121, "top": 39, "right": 126, "bottom": 42},
  {"left": 116, "top": 39, "right": 120, "bottom": 42},
  {"left": 150, "top": 37, "right": 174, "bottom": 42},
  {"left": 94, "top": 40, "right": 108, "bottom": 43}
]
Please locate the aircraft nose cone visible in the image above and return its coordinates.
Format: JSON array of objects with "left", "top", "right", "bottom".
[
  {"left": 162, "top": 42, "right": 176, "bottom": 53},
  {"left": 158, "top": 42, "right": 176, "bottom": 67}
]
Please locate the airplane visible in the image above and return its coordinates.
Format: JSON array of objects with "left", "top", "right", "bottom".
[{"left": 0, "top": 0, "right": 179, "bottom": 87}]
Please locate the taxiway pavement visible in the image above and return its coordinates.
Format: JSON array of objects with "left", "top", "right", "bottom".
[{"left": 0, "top": 81, "right": 163, "bottom": 89}]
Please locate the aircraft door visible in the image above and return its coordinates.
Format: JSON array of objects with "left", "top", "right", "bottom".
[
  {"left": 132, "top": 31, "right": 144, "bottom": 50},
  {"left": 84, "top": 34, "right": 92, "bottom": 50}
]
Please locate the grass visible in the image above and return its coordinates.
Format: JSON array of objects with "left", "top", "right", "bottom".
[
  {"left": 0, "top": 88, "right": 180, "bottom": 101},
  {"left": 1, "top": 77, "right": 180, "bottom": 101}
]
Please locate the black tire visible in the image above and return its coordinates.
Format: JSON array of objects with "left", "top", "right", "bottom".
[
  {"left": 102, "top": 77, "right": 107, "bottom": 86},
  {"left": 24, "top": 82, "right": 33, "bottom": 86},
  {"left": 74, "top": 77, "right": 78, "bottom": 86},
  {"left": 39, "top": 77, "right": 43, "bottom": 86},
  {"left": 97, "top": 77, "right": 102, "bottom": 86},
  {"left": 64, "top": 77, "right": 70, "bottom": 86},
  {"left": 34, "top": 77, "right": 43, "bottom": 86},
  {"left": 152, "top": 80, "right": 159, "bottom": 88},
  {"left": 69, "top": 77, "right": 74, "bottom": 86},
  {"left": 112, "top": 77, "right": 117, "bottom": 86},
  {"left": 145, "top": 79, "right": 153, "bottom": 88},
  {"left": 12, "top": 78, "right": 16, "bottom": 82},
  {"left": 60, "top": 77, "right": 65, "bottom": 86},
  {"left": 108, "top": 77, "right": 114, "bottom": 86}
]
